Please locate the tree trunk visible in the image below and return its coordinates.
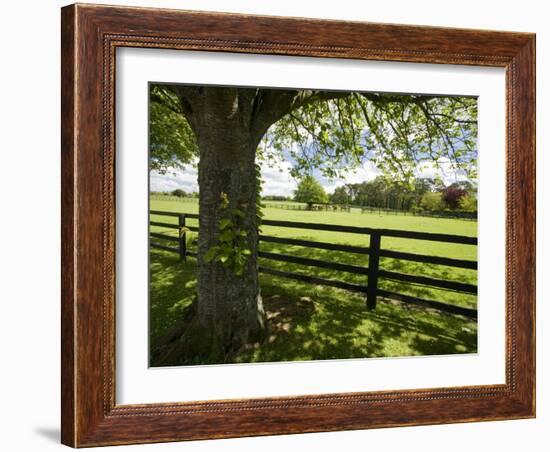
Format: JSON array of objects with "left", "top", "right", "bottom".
[{"left": 161, "top": 88, "right": 266, "bottom": 363}]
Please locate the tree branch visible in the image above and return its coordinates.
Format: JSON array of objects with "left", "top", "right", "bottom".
[
  {"left": 163, "top": 85, "right": 203, "bottom": 132},
  {"left": 251, "top": 89, "right": 351, "bottom": 142}
]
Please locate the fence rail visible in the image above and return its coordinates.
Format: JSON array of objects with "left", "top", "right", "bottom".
[
  {"left": 260, "top": 202, "right": 476, "bottom": 219},
  {"left": 149, "top": 210, "right": 477, "bottom": 319}
]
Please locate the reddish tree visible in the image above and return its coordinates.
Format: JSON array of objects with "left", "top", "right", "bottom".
[{"left": 442, "top": 185, "right": 467, "bottom": 209}]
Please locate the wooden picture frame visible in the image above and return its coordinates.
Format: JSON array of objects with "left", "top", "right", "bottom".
[{"left": 61, "top": 3, "right": 535, "bottom": 447}]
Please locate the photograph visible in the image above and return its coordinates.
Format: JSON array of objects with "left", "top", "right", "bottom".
[
  {"left": 53, "top": 2, "right": 536, "bottom": 447},
  {"left": 147, "top": 83, "right": 479, "bottom": 367}
]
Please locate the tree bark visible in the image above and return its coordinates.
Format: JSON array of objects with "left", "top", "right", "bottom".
[
  {"left": 157, "top": 87, "right": 352, "bottom": 364},
  {"left": 161, "top": 88, "right": 266, "bottom": 363}
]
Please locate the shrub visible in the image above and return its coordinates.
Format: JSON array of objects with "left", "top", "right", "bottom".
[
  {"left": 420, "top": 192, "right": 444, "bottom": 211},
  {"left": 171, "top": 188, "right": 186, "bottom": 197},
  {"left": 458, "top": 193, "right": 477, "bottom": 212}
]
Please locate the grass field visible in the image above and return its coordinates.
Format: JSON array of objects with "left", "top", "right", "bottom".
[{"left": 149, "top": 196, "right": 478, "bottom": 365}]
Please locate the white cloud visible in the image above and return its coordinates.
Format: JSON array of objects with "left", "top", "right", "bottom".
[
  {"left": 415, "top": 158, "right": 471, "bottom": 185},
  {"left": 150, "top": 156, "right": 298, "bottom": 197},
  {"left": 260, "top": 158, "right": 297, "bottom": 197},
  {"left": 322, "top": 161, "right": 381, "bottom": 194},
  {"left": 150, "top": 163, "right": 199, "bottom": 194}
]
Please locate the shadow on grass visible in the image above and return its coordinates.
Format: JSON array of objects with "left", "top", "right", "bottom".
[
  {"left": 149, "top": 247, "right": 477, "bottom": 367},
  {"left": 149, "top": 250, "right": 197, "bottom": 350}
]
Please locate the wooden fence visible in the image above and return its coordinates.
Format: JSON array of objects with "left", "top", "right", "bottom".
[
  {"left": 265, "top": 202, "right": 476, "bottom": 219},
  {"left": 149, "top": 210, "right": 477, "bottom": 319},
  {"left": 360, "top": 206, "right": 477, "bottom": 220}
]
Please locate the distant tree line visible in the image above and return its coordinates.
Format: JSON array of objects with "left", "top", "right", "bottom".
[
  {"left": 329, "top": 176, "right": 477, "bottom": 213},
  {"left": 289, "top": 175, "right": 477, "bottom": 213},
  {"left": 262, "top": 195, "right": 292, "bottom": 201},
  {"left": 150, "top": 189, "right": 199, "bottom": 198},
  {"left": 152, "top": 175, "right": 477, "bottom": 214}
]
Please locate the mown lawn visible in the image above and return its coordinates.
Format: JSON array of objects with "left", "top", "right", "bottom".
[{"left": 149, "top": 196, "right": 478, "bottom": 366}]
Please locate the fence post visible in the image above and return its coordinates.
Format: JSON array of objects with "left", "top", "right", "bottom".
[
  {"left": 178, "top": 214, "right": 186, "bottom": 261},
  {"left": 366, "top": 231, "right": 381, "bottom": 310}
]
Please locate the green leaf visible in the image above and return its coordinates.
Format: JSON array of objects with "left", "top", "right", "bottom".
[
  {"left": 218, "top": 229, "right": 233, "bottom": 243},
  {"left": 234, "top": 263, "right": 245, "bottom": 276},
  {"left": 218, "top": 218, "right": 233, "bottom": 230},
  {"left": 204, "top": 246, "right": 219, "bottom": 263},
  {"left": 219, "top": 243, "right": 234, "bottom": 255}
]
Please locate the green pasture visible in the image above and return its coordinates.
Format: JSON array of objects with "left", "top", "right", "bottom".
[{"left": 149, "top": 196, "right": 478, "bottom": 365}]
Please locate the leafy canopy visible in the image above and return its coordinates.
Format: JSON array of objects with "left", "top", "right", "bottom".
[
  {"left": 150, "top": 85, "right": 478, "bottom": 187},
  {"left": 262, "top": 93, "right": 477, "bottom": 186},
  {"left": 149, "top": 85, "right": 198, "bottom": 174}
]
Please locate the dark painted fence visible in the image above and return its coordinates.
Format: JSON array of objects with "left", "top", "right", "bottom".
[
  {"left": 264, "top": 202, "right": 477, "bottom": 219},
  {"left": 149, "top": 210, "right": 477, "bottom": 319}
]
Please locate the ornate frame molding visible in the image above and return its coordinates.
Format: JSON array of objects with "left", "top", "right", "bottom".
[{"left": 61, "top": 4, "right": 535, "bottom": 447}]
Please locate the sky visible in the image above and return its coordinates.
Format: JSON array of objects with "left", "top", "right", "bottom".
[{"left": 150, "top": 153, "right": 471, "bottom": 197}]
